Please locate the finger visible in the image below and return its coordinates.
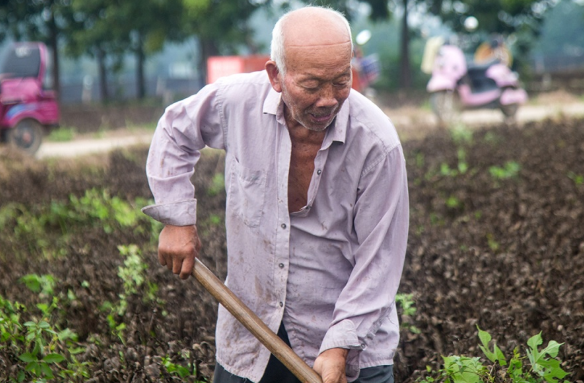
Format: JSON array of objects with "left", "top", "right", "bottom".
[
  {"left": 158, "top": 249, "right": 167, "bottom": 266},
  {"left": 172, "top": 256, "right": 182, "bottom": 275},
  {"left": 179, "top": 255, "right": 195, "bottom": 280}
]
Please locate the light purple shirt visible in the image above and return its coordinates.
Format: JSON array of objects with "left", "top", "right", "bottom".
[{"left": 143, "top": 71, "right": 409, "bottom": 382}]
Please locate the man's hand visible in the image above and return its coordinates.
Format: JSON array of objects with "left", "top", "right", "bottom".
[
  {"left": 313, "top": 348, "right": 348, "bottom": 383},
  {"left": 158, "top": 224, "right": 202, "bottom": 280}
]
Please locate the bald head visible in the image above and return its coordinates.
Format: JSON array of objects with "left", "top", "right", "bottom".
[{"left": 270, "top": 6, "right": 353, "bottom": 75}]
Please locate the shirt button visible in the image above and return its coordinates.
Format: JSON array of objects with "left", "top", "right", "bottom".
[
  {"left": 279, "top": 301, "right": 284, "bottom": 307},
  {"left": 281, "top": 223, "right": 287, "bottom": 229},
  {"left": 317, "top": 169, "right": 322, "bottom": 175},
  {"left": 279, "top": 263, "right": 285, "bottom": 269}
]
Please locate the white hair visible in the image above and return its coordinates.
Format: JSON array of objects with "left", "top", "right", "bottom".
[{"left": 270, "top": 6, "right": 353, "bottom": 76}]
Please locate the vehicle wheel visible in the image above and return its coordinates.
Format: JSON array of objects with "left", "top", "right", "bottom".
[
  {"left": 430, "top": 90, "right": 458, "bottom": 127},
  {"left": 6, "top": 119, "right": 44, "bottom": 155},
  {"left": 500, "top": 103, "right": 519, "bottom": 118}
]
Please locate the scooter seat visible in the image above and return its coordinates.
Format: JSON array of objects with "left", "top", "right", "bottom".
[
  {"left": 462, "top": 66, "right": 499, "bottom": 94},
  {"left": 466, "top": 65, "right": 490, "bottom": 79},
  {"left": 466, "top": 59, "right": 498, "bottom": 72}
]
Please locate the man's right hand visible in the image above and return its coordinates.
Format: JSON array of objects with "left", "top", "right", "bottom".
[{"left": 158, "top": 224, "right": 202, "bottom": 280}]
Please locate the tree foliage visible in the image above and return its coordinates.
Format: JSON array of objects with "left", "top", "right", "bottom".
[
  {"left": 0, "top": 0, "right": 570, "bottom": 102},
  {"left": 429, "top": 0, "right": 555, "bottom": 37},
  {"left": 0, "top": 0, "right": 76, "bottom": 98},
  {"left": 71, "top": 0, "right": 186, "bottom": 99},
  {"left": 181, "top": 0, "right": 261, "bottom": 82}
]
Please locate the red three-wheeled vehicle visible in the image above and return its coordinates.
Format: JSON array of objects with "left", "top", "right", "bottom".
[{"left": 0, "top": 42, "right": 59, "bottom": 155}]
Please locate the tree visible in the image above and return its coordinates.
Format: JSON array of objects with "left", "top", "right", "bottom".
[
  {"left": 428, "top": 0, "right": 556, "bottom": 53},
  {"left": 63, "top": 0, "right": 186, "bottom": 101},
  {"left": 0, "top": 0, "right": 75, "bottom": 100},
  {"left": 182, "top": 0, "right": 262, "bottom": 84},
  {"left": 62, "top": 0, "right": 124, "bottom": 102},
  {"left": 106, "top": 0, "right": 185, "bottom": 99}
]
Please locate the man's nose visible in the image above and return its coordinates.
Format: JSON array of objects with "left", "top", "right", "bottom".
[{"left": 315, "top": 83, "right": 339, "bottom": 108}]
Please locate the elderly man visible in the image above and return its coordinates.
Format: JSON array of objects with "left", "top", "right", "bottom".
[{"left": 143, "top": 6, "right": 409, "bottom": 383}]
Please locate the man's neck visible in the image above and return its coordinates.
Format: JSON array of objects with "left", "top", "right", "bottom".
[{"left": 284, "top": 106, "right": 327, "bottom": 144}]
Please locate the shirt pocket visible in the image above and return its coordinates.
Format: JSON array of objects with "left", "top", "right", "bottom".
[{"left": 228, "top": 159, "right": 267, "bottom": 228}]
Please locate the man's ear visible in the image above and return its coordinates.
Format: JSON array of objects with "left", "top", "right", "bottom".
[{"left": 265, "top": 60, "right": 283, "bottom": 93}]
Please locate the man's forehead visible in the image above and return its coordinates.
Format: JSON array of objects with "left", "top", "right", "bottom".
[
  {"left": 286, "top": 41, "right": 352, "bottom": 49},
  {"left": 282, "top": 10, "right": 351, "bottom": 46}
]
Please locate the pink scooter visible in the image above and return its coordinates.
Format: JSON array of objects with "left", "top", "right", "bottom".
[
  {"left": 426, "top": 43, "right": 528, "bottom": 125},
  {"left": 0, "top": 42, "right": 59, "bottom": 154}
]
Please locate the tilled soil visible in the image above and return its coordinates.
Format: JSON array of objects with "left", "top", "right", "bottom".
[
  {"left": 1, "top": 116, "right": 583, "bottom": 382},
  {"left": 397, "top": 117, "right": 584, "bottom": 382}
]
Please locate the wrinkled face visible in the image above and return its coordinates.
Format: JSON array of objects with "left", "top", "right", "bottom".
[{"left": 279, "top": 43, "right": 352, "bottom": 132}]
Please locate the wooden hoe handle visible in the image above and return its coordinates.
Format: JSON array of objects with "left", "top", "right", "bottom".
[{"left": 192, "top": 258, "right": 323, "bottom": 383}]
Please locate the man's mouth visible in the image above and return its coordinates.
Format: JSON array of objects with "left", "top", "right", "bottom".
[
  {"left": 309, "top": 109, "right": 336, "bottom": 123},
  {"left": 310, "top": 113, "right": 332, "bottom": 123}
]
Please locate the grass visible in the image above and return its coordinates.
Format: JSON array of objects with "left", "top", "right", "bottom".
[{"left": 47, "top": 127, "right": 76, "bottom": 142}]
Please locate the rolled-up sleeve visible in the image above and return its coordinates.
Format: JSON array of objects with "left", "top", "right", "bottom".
[
  {"left": 142, "top": 82, "right": 226, "bottom": 226},
  {"left": 319, "top": 144, "right": 409, "bottom": 379}
]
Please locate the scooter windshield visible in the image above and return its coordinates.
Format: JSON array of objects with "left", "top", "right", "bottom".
[{"left": 1, "top": 44, "right": 41, "bottom": 79}]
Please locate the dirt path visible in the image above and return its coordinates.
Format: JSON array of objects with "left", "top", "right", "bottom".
[
  {"left": 386, "top": 98, "right": 584, "bottom": 140},
  {"left": 37, "top": 130, "right": 154, "bottom": 159},
  {"left": 36, "top": 93, "right": 584, "bottom": 159}
]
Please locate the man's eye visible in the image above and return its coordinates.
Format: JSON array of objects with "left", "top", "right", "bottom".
[{"left": 302, "top": 83, "right": 319, "bottom": 90}]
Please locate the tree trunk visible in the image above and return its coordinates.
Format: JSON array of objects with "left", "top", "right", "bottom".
[
  {"left": 399, "top": 0, "right": 412, "bottom": 89},
  {"left": 48, "top": 9, "right": 60, "bottom": 101},
  {"left": 97, "top": 47, "right": 109, "bottom": 102},
  {"left": 136, "top": 33, "right": 146, "bottom": 99},
  {"left": 199, "top": 38, "right": 220, "bottom": 85}
]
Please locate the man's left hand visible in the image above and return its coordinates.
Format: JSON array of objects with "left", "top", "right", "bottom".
[{"left": 313, "top": 348, "right": 348, "bottom": 383}]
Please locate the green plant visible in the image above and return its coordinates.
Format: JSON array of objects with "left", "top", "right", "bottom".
[
  {"left": 567, "top": 171, "right": 583, "bottom": 186},
  {"left": 207, "top": 173, "right": 225, "bottom": 196},
  {"left": 19, "top": 320, "right": 66, "bottom": 380},
  {"left": 446, "top": 196, "right": 460, "bottom": 209},
  {"left": 1, "top": 276, "right": 90, "bottom": 382},
  {"left": 19, "top": 274, "right": 56, "bottom": 298},
  {"left": 450, "top": 123, "right": 473, "bottom": 146},
  {"left": 418, "top": 327, "right": 569, "bottom": 383},
  {"left": 436, "top": 126, "right": 473, "bottom": 178},
  {"left": 489, "top": 161, "right": 521, "bottom": 180},
  {"left": 483, "top": 132, "right": 500, "bottom": 144},
  {"left": 430, "top": 212, "right": 445, "bottom": 226},
  {"left": 440, "top": 163, "right": 459, "bottom": 177},
  {"left": 118, "top": 244, "right": 148, "bottom": 295},
  {"left": 47, "top": 127, "right": 76, "bottom": 142},
  {"left": 103, "top": 245, "right": 159, "bottom": 342},
  {"left": 395, "top": 293, "right": 421, "bottom": 334},
  {"left": 210, "top": 214, "right": 222, "bottom": 225},
  {"left": 456, "top": 148, "right": 468, "bottom": 174},
  {"left": 486, "top": 233, "right": 500, "bottom": 252},
  {"left": 415, "top": 152, "right": 425, "bottom": 168},
  {"left": 162, "top": 355, "right": 195, "bottom": 378},
  {"left": 442, "top": 355, "right": 486, "bottom": 383},
  {"left": 0, "top": 190, "right": 161, "bottom": 259}
]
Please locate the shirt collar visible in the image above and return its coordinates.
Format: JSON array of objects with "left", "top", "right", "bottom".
[
  {"left": 263, "top": 87, "right": 280, "bottom": 116},
  {"left": 262, "top": 87, "right": 350, "bottom": 147}
]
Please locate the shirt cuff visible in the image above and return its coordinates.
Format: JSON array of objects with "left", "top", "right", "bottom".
[
  {"left": 141, "top": 199, "right": 197, "bottom": 226},
  {"left": 318, "top": 319, "right": 364, "bottom": 381}
]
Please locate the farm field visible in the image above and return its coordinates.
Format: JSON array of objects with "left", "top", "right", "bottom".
[{"left": 1, "top": 114, "right": 583, "bottom": 382}]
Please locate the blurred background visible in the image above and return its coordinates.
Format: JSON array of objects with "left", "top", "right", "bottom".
[{"left": 0, "top": 0, "right": 582, "bottom": 106}]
